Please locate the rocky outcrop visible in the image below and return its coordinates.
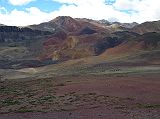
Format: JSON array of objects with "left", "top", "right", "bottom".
[
  {"left": 0, "top": 26, "right": 52, "bottom": 43},
  {"left": 52, "top": 51, "right": 60, "bottom": 61},
  {"left": 94, "top": 37, "right": 122, "bottom": 55},
  {"left": 66, "top": 36, "right": 79, "bottom": 49},
  {"left": 79, "top": 27, "right": 97, "bottom": 35},
  {"left": 137, "top": 32, "right": 160, "bottom": 49}
]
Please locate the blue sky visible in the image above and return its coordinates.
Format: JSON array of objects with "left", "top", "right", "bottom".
[
  {"left": 0, "top": 0, "right": 62, "bottom": 13},
  {"left": 0, "top": 0, "right": 160, "bottom": 26}
]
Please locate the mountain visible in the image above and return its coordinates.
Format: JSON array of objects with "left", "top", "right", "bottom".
[
  {"left": 100, "top": 32, "right": 160, "bottom": 58},
  {"left": 95, "top": 20, "right": 138, "bottom": 29},
  {"left": 98, "top": 19, "right": 111, "bottom": 25},
  {"left": 0, "top": 26, "right": 54, "bottom": 69},
  {"left": 120, "top": 22, "right": 138, "bottom": 28},
  {"left": 52, "top": 16, "right": 82, "bottom": 32},
  {"left": 29, "top": 16, "right": 111, "bottom": 35},
  {"left": 0, "top": 24, "right": 5, "bottom": 26},
  {"left": 1, "top": 16, "right": 160, "bottom": 119},
  {"left": 0, "top": 16, "right": 112, "bottom": 69},
  {"left": 36, "top": 17, "right": 115, "bottom": 61},
  {"left": 0, "top": 16, "right": 160, "bottom": 69},
  {"left": 132, "top": 20, "right": 160, "bottom": 34},
  {"left": 0, "top": 26, "right": 52, "bottom": 42}
]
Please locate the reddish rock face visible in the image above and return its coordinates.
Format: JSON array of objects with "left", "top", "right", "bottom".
[
  {"left": 37, "top": 17, "right": 160, "bottom": 62},
  {"left": 1, "top": 16, "right": 160, "bottom": 68},
  {"left": 51, "top": 16, "right": 82, "bottom": 32},
  {"left": 38, "top": 16, "right": 110, "bottom": 61}
]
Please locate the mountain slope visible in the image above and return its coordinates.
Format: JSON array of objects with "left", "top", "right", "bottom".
[
  {"left": 100, "top": 32, "right": 160, "bottom": 63},
  {"left": 132, "top": 20, "right": 160, "bottom": 34},
  {"left": 0, "top": 16, "right": 160, "bottom": 69}
]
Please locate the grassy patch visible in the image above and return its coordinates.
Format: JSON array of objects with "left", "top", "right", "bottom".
[
  {"left": 17, "top": 107, "right": 34, "bottom": 113},
  {"left": 1, "top": 99, "right": 20, "bottom": 106},
  {"left": 37, "top": 95, "right": 56, "bottom": 104},
  {"left": 136, "top": 103, "right": 160, "bottom": 109},
  {"left": 0, "top": 86, "right": 25, "bottom": 96}
]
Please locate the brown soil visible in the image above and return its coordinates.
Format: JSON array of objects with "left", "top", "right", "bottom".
[
  {"left": 100, "top": 41, "right": 144, "bottom": 59},
  {"left": 0, "top": 74, "right": 160, "bottom": 119}
]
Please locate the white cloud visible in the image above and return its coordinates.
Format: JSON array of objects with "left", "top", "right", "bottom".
[
  {"left": 0, "top": 0, "right": 160, "bottom": 26},
  {"left": 113, "top": 0, "right": 138, "bottom": 10},
  {"left": 51, "top": 0, "right": 135, "bottom": 22},
  {"left": 0, "top": 7, "right": 54, "bottom": 26},
  {"left": 8, "top": 0, "right": 35, "bottom": 6},
  {"left": 113, "top": 0, "right": 160, "bottom": 23},
  {"left": 52, "top": 0, "right": 160, "bottom": 23}
]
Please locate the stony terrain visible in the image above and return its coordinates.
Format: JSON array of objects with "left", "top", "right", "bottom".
[{"left": 0, "top": 73, "right": 160, "bottom": 119}]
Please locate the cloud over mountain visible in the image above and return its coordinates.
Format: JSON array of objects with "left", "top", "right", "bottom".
[{"left": 0, "top": 0, "right": 160, "bottom": 26}]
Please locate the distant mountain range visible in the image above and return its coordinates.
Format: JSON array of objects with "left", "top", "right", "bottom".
[{"left": 0, "top": 16, "right": 160, "bottom": 69}]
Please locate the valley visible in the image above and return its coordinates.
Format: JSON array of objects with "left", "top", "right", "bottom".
[{"left": 0, "top": 16, "right": 160, "bottom": 119}]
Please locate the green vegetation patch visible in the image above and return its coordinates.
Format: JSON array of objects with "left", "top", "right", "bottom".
[
  {"left": 17, "top": 107, "right": 34, "bottom": 113},
  {"left": 136, "top": 103, "right": 160, "bottom": 109},
  {"left": 0, "top": 99, "right": 20, "bottom": 106}
]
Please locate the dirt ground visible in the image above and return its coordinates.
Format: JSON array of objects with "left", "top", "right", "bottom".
[{"left": 0, "top": 74, "right": 160, "bottom": 119}]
